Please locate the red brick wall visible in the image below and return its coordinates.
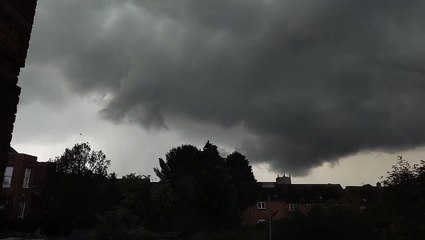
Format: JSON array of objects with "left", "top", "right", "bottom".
[
  {"left": 0, "top": 0, "right": 38, "bottom": 185},
  {"left": 242, "top": 201, "right": 288, "bottom": 226},
  {"left": 2, "top": 151, "right": 53, "bottom": 219},
  {"left": 2, "top": 152, "right": 37, "bottom": 219},
  {"left": 242, "top": 202, "right": 314, "bottom": 226}
]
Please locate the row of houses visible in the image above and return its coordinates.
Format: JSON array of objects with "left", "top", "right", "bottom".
[
  {"left": 1, "top": 149, "right": 382, "bottom": 225},
  {"left": 243, "top": 175, "right": 382, "bottom": 225}
]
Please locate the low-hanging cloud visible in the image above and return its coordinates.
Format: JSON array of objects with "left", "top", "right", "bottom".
[{"left": 28, "top": 0, "right": 425, "bottom": 175}]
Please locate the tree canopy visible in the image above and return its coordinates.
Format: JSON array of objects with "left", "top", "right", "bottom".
[
  {"left": 42, "top": 143, "right": 118, "bottom": 235},
  {"left": 51, "top": 142, "right": 110, "bottom": 176},
  {"left": 378, "top": 157, "right": 425, "bottom": 238},
  {"left": 226, "top": 151, "right": 257, "bottom": 210},
  {"left": 154, "top": 141, "right": 256, "bottom": 234}
]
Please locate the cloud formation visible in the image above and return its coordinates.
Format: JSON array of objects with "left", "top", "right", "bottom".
[{"left": 28, "top": 0, "right": 425, "bottom": 175}]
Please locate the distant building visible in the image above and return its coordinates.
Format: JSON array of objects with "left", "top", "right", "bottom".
[
  {"left": 344, "top": 183, "right": 383, "bottom": 211},
  {"left": 243, "top": 175, "right": 347, "bottom": 226},
  {"left": 1, "top": 148, "right": 54, "bottom": 220}
]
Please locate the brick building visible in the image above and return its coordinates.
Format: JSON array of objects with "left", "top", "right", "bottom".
[
  {"left": 0, "top": 0, "right": 38, "bottom": 187},
  {"left": 345, "top": 183, "right": 383, "bottom": 211},
  {"left": 242, "top": 175, "right": 383, "bottom": 226},
  {"left": 242, "top": 176, "right": 346, "bottom": 226},
  {"left": 1, "top": 147, "right": 53, "bottom": 220}
]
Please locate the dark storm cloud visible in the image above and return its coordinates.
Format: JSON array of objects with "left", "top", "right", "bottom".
[{"left": 30, "top": 0, "right": 425, "bottom": 175}]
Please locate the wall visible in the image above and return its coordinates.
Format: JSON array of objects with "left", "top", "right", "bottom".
[
  {"left": 2, "top": 151, "right": 37, "bottom": 218},
  {"left": 2, "top": 150, "right": 53, "bottom": 219},
  {"left": 242, "top": 201, "right": 288, "bottom": 226},
  {"left": 0, "top": 0, "right": 38, "bottom": 185}
]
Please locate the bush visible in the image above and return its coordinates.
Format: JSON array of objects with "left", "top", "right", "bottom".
[{"left": 96, "top": 207, "right": 160, "bottom": 240}]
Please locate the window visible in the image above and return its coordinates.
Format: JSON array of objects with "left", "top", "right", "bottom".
[
  {"left": 288, "top": 203, "right": 298, "bottom": 212},
  {"left": 2, "top": 166, "right": 13, "bottom": 188},
  {"left": 23, "top": 168, "right": 31, "bottom": 188},
  {"left": 257, "top": 201, "right": 266, "bottom": 209},
  {"left": 18, "top": 202, "right": 26, "bottom": 219},
  {"left": 257, "top": 219, "right": 266, "bottom": 224}
]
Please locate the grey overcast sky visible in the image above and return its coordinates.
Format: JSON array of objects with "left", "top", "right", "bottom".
[{"left": 11, "top": 0, "right": 425, "bottom": 186}]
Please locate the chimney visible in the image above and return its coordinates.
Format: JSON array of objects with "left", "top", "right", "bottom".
[{"left": 276, "top": 173, "right": 292, "bottom": 184}]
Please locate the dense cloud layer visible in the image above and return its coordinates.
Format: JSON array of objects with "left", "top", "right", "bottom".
[{"left": 28, "top": 0, "right": 425, "bottom": 175}]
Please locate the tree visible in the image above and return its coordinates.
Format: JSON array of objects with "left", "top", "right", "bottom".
[
  {"left": 154, "top": 142, "right": 240, "bottom": 234},
  {"left": 52, "top": 142, "right": 110, "bottom": 176},
  {"left": 96, "top": 207, "right": 163, "bottom": 240},
  {"left": 118, "top": 174, "right": 151, "bottom": 222},
  {"left": 96, "top": 207, "right": 143, "bottom": 240},
  {"left": 115, "top": 173, "right": 176, "bottom": 231},
  {"left": 198, "top": 142, "right": 240, "bottom": 229},
  {"left": 378, "top": 157, "right": 425, "bottom": 238},
  {"left": 42, "top": 143, "right": 118, "bottom": 235},
  {"left": 149, "top": 181, "right": 176, "bottom": 230},
  {"left": 225, "top": 151, "right": 257, "bottom": 211}
]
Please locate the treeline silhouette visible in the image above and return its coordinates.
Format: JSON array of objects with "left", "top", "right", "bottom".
[
  {"left": 41, "top": 141, "right": 257, "bottom": 238},
  {"left": 3, "top": 142, "right": 425, "bottom": 239}
]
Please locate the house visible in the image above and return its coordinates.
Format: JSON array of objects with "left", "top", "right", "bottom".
[
  {"left": 344, "top": 183, "right": 383, "bottom": 210},
  {"left": 242, "top": 175, "right": 345, "bottom": 226},
  {"left": 1, "top": 147, "right": 54, "bottom": 220}
]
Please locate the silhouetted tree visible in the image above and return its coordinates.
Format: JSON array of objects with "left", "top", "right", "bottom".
[
  {"left": 115, "top": 173, "right": 176, "bottom": 231},
  {"left": 226, "top": 151, "right": 257, "bottom": 210},
  {"left": 118, "top": 174, "right": 151, "bottom": 222},
  {"left": 378, "top": 157, "right": 425, "bottom": 238},
  {"left": 52, "top": 142, "right": 110, "bottom": 176},
  {"left": 149, "top": 181, "right": 176, "bottom": 230},
  {"left": 198, "top": 142, "right": 240, "bottom": 229},
  {"left": 96, "top": 206, "right": 166, "bottom": 240},
  {"left": 96, "top": 207, "right": 150, "bottom": 240},
  {"left": 42, "top": 143, "right": 118, "bottom": 235},
  {"left": 154, "top": 141, "right": 240, "bottom": 234}
]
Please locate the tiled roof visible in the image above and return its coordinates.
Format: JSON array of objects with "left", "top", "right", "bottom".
[{"left": 256, "top": 183, "right": 344, "bottom": 203}]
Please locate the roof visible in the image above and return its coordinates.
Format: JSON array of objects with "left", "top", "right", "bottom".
[
  {"left": 8, "top": 147, "right": 18, "bottom": 153},
  {"left": 345, "top": 185, "right": 383, "bottom": 205},
  {"left": 8, "top": 146, "right": 38, "bottom": 159},
  {"left": 256, "top": 183, "right": 345, "bottom": 203}
]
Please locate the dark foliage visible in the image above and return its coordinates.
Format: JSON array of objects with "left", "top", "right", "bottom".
[
  {"left": 35, "top": 142, "right": 425, "bottom": 239},
  {"left": 52, "top": 142, "right": 110, "bottom": 176},
  {"left": 41, "top": 143, "right": 119, "bottom": 235},
  {"left": 148, "top": 181, "right": 176, "bottom": 230},
  {"left": 119, "top": 173, "right": 151, "bottom": 220},
  {"left": 226, "top": 152, "right": 257, "bottom": 211},
  {"left": 273, "top": 204, "right": 375, "bottom": 240},
  {"left": 111, "top": 173, "right": 177, "bottom": 232},
  {"left": 378, "top": 157, "right": 425, "bottom": 239},
  {"left": 96, "top": 207, "right": 160, "bottom": 240},
  {"left": 154, "top": 141, "right": 256, "bottom": 234}
]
